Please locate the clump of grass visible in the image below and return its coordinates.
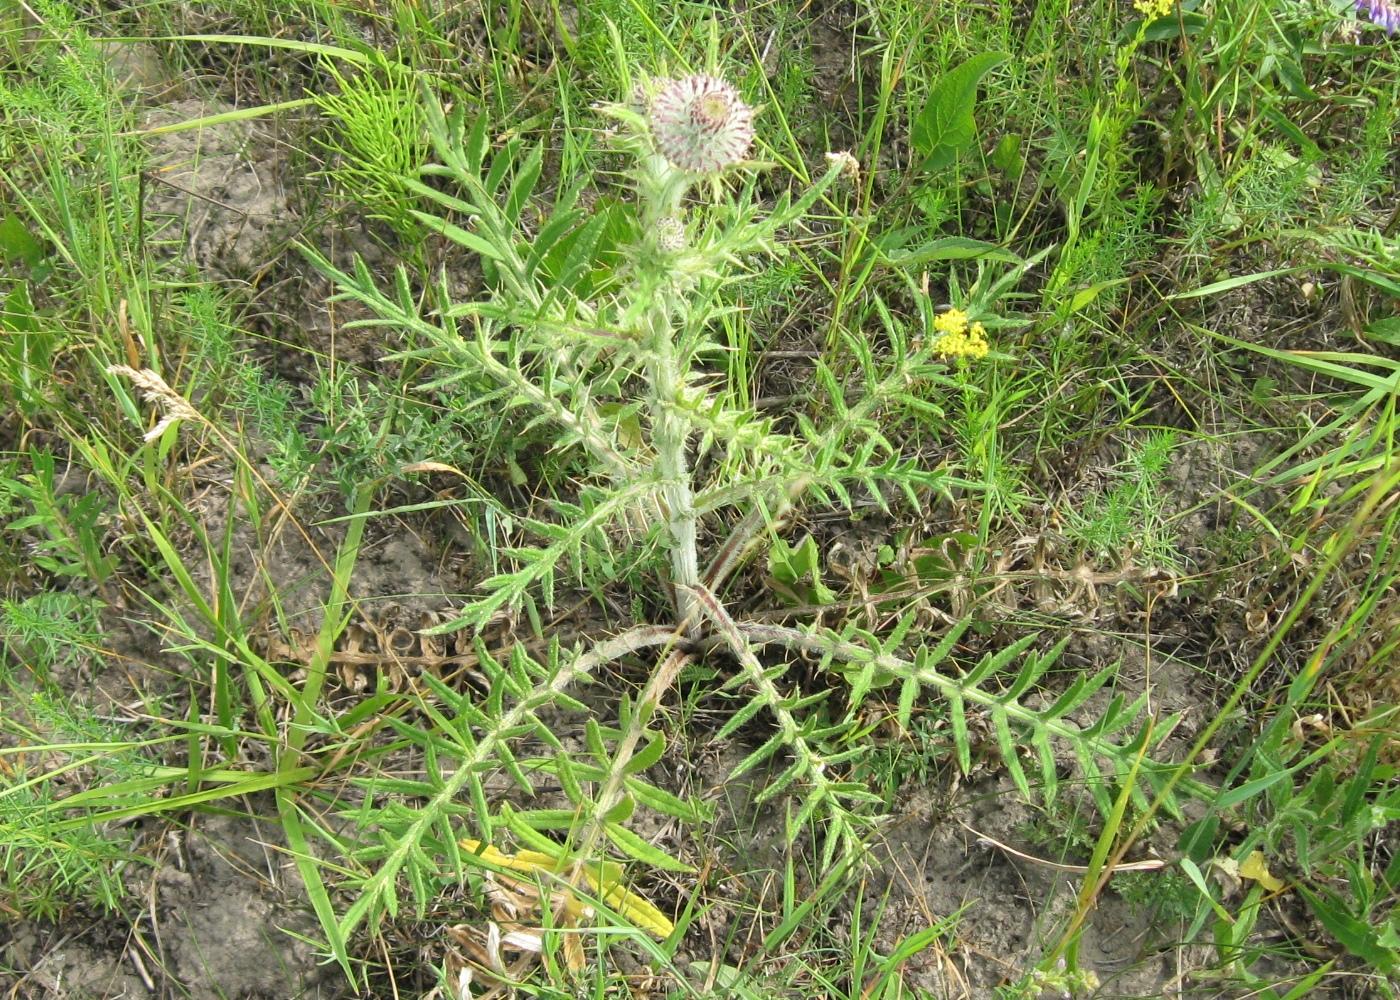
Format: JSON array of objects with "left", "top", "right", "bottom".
[
  {"left": 0, "top": 779, "right": 132, "bottom": 921},
  {"left": 0, "top": 591, "right": 103, "bottom": 682},
  {"left": 1064, "top": 429, "right": 1182, "bottom": 571},
  {"left": 314, "top": 55, "right": 426, "bottom": 241},
  {"left": 0, "top": 689, "right": 139, "bottom": 922}
]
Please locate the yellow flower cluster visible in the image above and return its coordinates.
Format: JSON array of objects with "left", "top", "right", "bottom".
[
  {"left": 930, "top": 308, "right": 990, "bottom": 361},
  {"left": 1133, "top": 0, "right": 1174, "bottom": 19}
]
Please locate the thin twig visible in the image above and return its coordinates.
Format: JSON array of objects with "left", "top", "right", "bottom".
[{"left": 955, "top": 818, "right": 1165, "bottom": 874}]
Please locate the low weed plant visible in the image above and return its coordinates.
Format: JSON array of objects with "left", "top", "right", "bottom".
[{"left": 305, "top": 60, "right": 1209, "bottom": 960}]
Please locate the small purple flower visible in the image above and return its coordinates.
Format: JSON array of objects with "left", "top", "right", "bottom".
[
  {"left": 1357, "top": 0, "right": 1399, "bottom": 32},
  {"left": 647, "top": 75, "right": 755, "bottom": 174}
]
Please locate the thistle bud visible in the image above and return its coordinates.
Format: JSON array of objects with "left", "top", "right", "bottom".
[{"left": 654, "top": 216, "right": 687, "bottom": 252}]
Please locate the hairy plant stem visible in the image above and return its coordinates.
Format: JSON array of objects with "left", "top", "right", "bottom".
[
  {"left": 629, "top": 148, "right": 703, "bottom": 628},
  {"left": 645, "top": 290, "right": 700, "bottom": 629}
]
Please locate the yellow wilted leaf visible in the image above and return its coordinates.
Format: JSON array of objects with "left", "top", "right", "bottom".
[
  {"left": 400, "top": 461, "right": 469, "bottom": 477},
  {"left": 1238, "top": 850, "right": 1285, "bottom": 892},
  {"left": 585, "top": 869, "right": 675, "bottom": 938},
  {"left": 458, "top": 838, "right": 676, "bottom": 938},
  {"left": 461, "top": 838, "right": 566, "bottom": 875}
]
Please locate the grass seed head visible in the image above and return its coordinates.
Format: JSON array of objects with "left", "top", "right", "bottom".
[{"left": 106, "top": 365, "right": 203, "bottom": 440}]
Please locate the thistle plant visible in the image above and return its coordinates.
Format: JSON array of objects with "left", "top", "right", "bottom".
[
  {"left": 619, "top": 73, "right": 755, "bottom": 628},
  {"left": 306, "top": 68, "right": 1202, "bottom": 950}
]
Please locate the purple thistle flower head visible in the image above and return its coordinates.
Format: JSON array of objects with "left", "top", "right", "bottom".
[
  {"left": 1357, "top": 0, "right": 1400, "bottom": 32},
  {"left": 647, "top": 75, "right": 755, "bottom": 174}
]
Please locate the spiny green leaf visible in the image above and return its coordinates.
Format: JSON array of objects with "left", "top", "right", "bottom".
[
  {"left": 897, "top": 676, "right": 920, "bottom": 733},
  {"left": 1042, "top": 665, "right": 1115, "bottom": 719},
  {"left": 1074, "top": 743, "right": 1114, "bottom": 816},
  {"left": 503, "top": 144, "right": 544, "bottom": 225},
  {"left": 992, "top": 707, "right": 1031, "bottom": 800},
  {"left": 716, "top": 695, "right": 769, "bottom": 740},
  {"left": 603, "top": 795, "right": 635, "bottom": 825},
  {"left": 603, "top": 822, "right": 691, "bottom": 872},
  {"left": 401, "top": 175, "right": 481, "bottom": 217},
  {"left": 847, "top": 659, "right": 881, "bottom": 708},
  {"left": 754, "top": 756, "right": 812, "bottom": 806},
  {"left": 555, "top": 752, "right": 587, "bottom": 804},
  {"left": 624, "top": 777, "right": 709, "bottom": 824},
  {"left": 1008, "top": 647, "right": 1052, "bottom": 700},
  {"left": 962, "top": 650, "right": 1002, "bottom": 688},
  {"left": 512, "top": 809, "right": 582, "bottom": 830},
  {"left": 883, "top": 609, "right": 920, "bottom": 656},
  {"left": 1036, "top": 736, "right": 1059, "bottom": 804},
  {"left": 1082, "top": 693, "right": 1127, "bottom": 738},
  {"left": 585, "top": 717, "right": 610, "bottom": 761},
  {"left": 624, "top": 730, "right": 667, "bottom": 775},
  {"left": 950, "top": 689, "right": 971, "bottom": 775},
  {"left": 730, "top": 730, "right": 787, "bottom": 779},
  {"left": 408, "top": 211, "right": 505, "bottom": 262},
  {"left": 790, "top": 786, "right": 835, "bottom": 844}
]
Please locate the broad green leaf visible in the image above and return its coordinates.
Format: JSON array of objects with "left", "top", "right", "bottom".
[
  {"left": 767, "top": 534, "right": 837, "bottom": 604},
  {"left": 1179, "top": 857, "right": 1236, "bottom": 925},
  {"left": 910, "top": 52, "right": 1009, "bottom": 173},
  {"left": 1218, "top": 766, "right": 1298, "bottom": 809},
  {"left": 1300, "top": 887, "right": 1398, "bottom": 972},
  {"left": 989, "top": 133, "right": 1023, "bottom": 173},
  {"left": 1168, "top": 266, "right": 1302, "bottom": 300},
  {"left": 135, "top": 94, "right": 318, "bottom": 135},
  {"left": 0, "top": 213, "right": 45, "bottom": 266},
  {"left": 1143, "top": 10, "right": 1208, "bottom": 39},
  {"left": 881, "top": 235, "right": 1020, "bottom": 268},
  {"left": 1067, "top": 277, "right": 1129, "bottom": 314},
  {"left": 1366, "top": 316, "right": 1400, "bottom": 346}
]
